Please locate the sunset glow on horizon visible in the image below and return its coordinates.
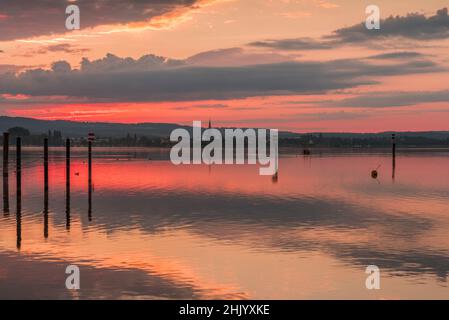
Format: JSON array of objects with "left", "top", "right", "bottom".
[{"left": 1, "top": 0, "right": 449, "bottom": 133}]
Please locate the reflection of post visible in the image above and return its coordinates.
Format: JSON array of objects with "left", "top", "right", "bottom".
[
  {"left": 88, "top": 140, "right": 92, "bottom": 221},
  {"left": 44, "top": 138, "right": 49, "bottom": 238},
  {"left": 272, "top": 130, "right": 279, "bottom": 183},
  {"left": 44, "top": 207, "right": 49, "bottom": 239},
  {"left": 3, "top": 132, "right": 9, "bottom": 215},
  {"left": 66, "top": 138, "right": 70, "bottom": 230},
  {"left": 16, "top": 137, "right": 21, "bottom": 250},
  {"left": 16, "top": 205, "right": 21, "bottom": 250},
  {"left": 16, "top": 137, "right": 21, "bottom": 213},
  {"left": 392, "top": 133, "right": 396, "bottom": 180}
]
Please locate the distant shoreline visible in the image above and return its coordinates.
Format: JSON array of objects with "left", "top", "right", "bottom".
[{"left": 12, "top": 145, "right": 449, "bottom": 153}]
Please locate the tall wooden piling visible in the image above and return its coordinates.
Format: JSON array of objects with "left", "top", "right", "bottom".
[
  {"left": 16, "top": 137, "right": 22, "bottom": 250},
  {"left": 65, "top": 138, "right": 70, "bottom": 230},
  {"left": 44, "top": 138, "right": 49, "bottom": 211},
  {"left": 88, "top": 140, "right": 92, "bottom": 220},
  {"left": 392, "top": 133, "right": 396, "bottom": 159},
  {"left": 3, "top": 132, "right": 9, "bottom": 177},
  {"left": 3, "top": 132, "right": 9, "bottom": 214},
  {"left": 392, "top": 133, "right": 396, "bottom": 179},
  {"left": 66, "top": 138, "right": 70, "bottom": 188},
  {"left": 44, "top": 137, "right": 49, "bottom": 238}
]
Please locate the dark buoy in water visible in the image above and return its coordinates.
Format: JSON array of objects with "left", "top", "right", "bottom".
[
  {"left": 303, "top": 149, "right": 311, "bottom": 155},
  {"left": 371, "top": 164, "right": 381, "bottom": 179}
]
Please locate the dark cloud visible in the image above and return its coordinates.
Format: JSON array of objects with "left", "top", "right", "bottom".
[
  {"left": 331, "top": 7, "right": 449, "bottom": 43},
  {"left": 0, "top": 0, "right": 201, "bottom": 41},
  {"left": 80, "top": 53, "right": 185, "bottom": 73},
  {"left": 51, "top": 60, "right": 72, "bottom": 73},
  {"left": 186, "top": 47, "right": 292, "bottom": 66},
  {"left": 324, "top": 90, "right": 449, "bottom": 108},
  {"left": 249, "top": 8, "right": 449, "bottom": 51},
  {"left": 366, "top": 51, "right": 425, "bottom": 60},
  {"left": 44, "top": 43, "right": 90, "bottom": 54},
  {"left": 0, "top": 53, "right": 440, "bottom": 103},
  {"left": 16, "top": 44, "right": 91, "bottom": 58},
  {"left": 0, "top": 64, "right": 31, "bottom": 74},
  {"left": 248, "top": 38, "right": 334, "bottom": 51}
]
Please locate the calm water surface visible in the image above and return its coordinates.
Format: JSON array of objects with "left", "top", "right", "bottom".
[{"left": 0, "top": 147, "right": 448, "bottom": 299}]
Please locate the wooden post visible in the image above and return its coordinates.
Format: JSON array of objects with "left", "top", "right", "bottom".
[
  {"left": 88, "top": 141, "right": 92, "bottom": 183},
  {"left": 3, "top": 132, "right": 9, "bottom": 214},
  {"left": 44, "top": 138, "right": 49, "bottom": 211},
  {"left": 44, "top": 138, "right": 49, "bottom": 238},
  {"left": 88, "top": 140, "right": 92, "bottom": 220},
  {"left": 16, "top": 137, "right": 21, "bottom": 250},
  {"left": 392, "top": 133, "right": 396, "bottom": 179},
  {"left": 66, "top": 138, "right": 70, "bottom": 188},
  {"left": 3, "top": 132, "right": 9, "bottom": 178},
  {"left": 65, "top": 138, "right": 70, "bottom": 230},
  {"left": 392, "top": 133, "right": 396, "bottom": 158}
]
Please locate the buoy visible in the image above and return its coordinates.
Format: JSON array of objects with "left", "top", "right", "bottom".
[
  {"left": 371, "top": 164, "right": 381, "bottom": 179},
  {"left": 303, "top": 149, "right": 311, "bottom": 155}
]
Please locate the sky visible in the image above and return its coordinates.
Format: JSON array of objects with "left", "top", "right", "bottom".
[{"left": 0, "top": 0, "right": 449, "bottom": 133}]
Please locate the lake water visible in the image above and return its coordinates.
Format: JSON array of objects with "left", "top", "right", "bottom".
[{"left": 0, "top": 147, "right": 448, "bottom": 299}]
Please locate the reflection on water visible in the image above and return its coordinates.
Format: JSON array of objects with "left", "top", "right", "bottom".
[{"left": 0, "top": 147, "right": 448, "bottom": 299}]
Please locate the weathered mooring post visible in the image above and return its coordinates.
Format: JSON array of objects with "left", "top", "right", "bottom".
[
  {"left": 16, "top": 137, "right": 22, "bottom": 250},
  {"left": 44, "top": 138, "right": 49, "bottom": 211},
  {"left": 392, "top": 133, "right": 396, "bottom": 180},
  {"left": 3, "top": 132, "right": 9, "bottom": 214},
  {"left": 66, "top": 138, "right": 70, "bottom": 188},
  {"left": 3, "top": 132, "right": 9, "bottom": 175},
  {"left": 44, "top": 137, "right": 49, "bottom": 238},
  {"left": 65, "top": 138, "right": 70, "bottom": 230},
  {"left": 88, "top": 140, "right": 92, "bottom": 221}
]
